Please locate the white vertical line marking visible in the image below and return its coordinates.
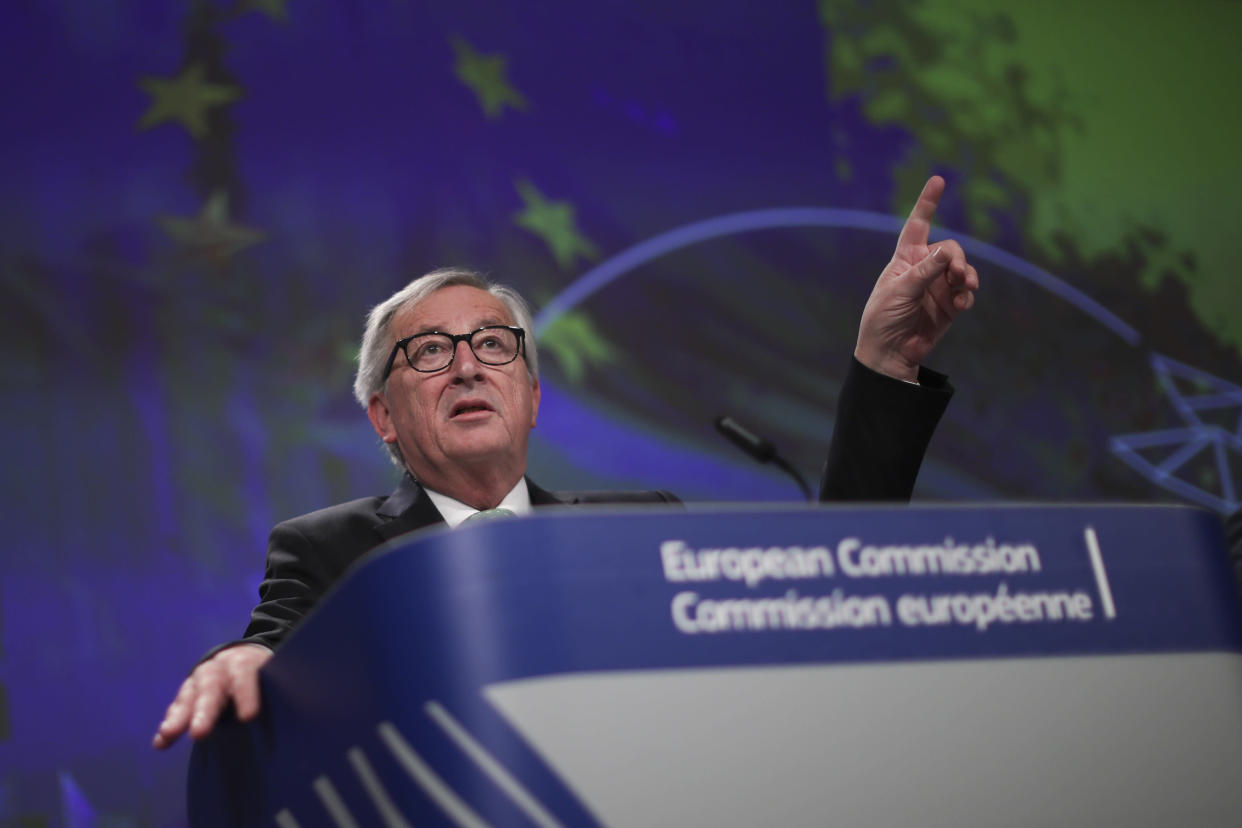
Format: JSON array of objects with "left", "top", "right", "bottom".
[
  {"left": 312, "top": 776, "right": 362, "bottom": 828},
  {"left": 1085, "top": 526, "right": 1117, "bottom": 620},
  {"left": 377, "top": 721, "right": 489, "bottom": 828},
  {"left": 424, "top": 701, "right": 566, "bottom": 828},
  {"left": 347, "top": 747, "right": 413, "bottom": 828},
  {"left": 274, "top": 809, "right": 301, "bottom": 828}
]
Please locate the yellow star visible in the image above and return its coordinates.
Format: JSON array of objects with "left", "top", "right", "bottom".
[
  {"left": 137, "top": 63, "right": 241, "bottom": 139},
  {"left": 158, "top": 191, "right": 265, "bottom": 262},
  {"left": 451, "top": 36, "right": 528, "bottom": 120},
  {"left": 513, "top": 180, "right": 598, "bottom": 270}
]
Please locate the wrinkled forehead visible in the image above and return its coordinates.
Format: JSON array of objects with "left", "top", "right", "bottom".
[{"left": 391, "top": 285, "right": 514, "bottom": 337}]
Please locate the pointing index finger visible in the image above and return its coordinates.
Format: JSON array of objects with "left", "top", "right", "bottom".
[{"left": 895, "top": 175, "right": 946, "bottom": 251}]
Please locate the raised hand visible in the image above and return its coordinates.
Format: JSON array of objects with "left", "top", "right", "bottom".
[
  {"left": 152, "top": 643, "right": 272, "bottom": 749},
  {"left": 855, "top": 175, "right": 978, "bottom": 382}
]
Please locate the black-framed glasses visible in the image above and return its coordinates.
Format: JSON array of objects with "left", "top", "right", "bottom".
[{"left": 381, "top": 325, "right": 526, "bottom": 379}]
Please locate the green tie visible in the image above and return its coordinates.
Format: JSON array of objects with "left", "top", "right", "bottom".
[{"left": 462, "top": 507, "right": 516, "bottom": 525}]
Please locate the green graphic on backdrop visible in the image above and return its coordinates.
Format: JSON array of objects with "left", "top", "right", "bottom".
[
  {"left": 539, "top": 308, "right": 619, "bottom": 384},
  {"left": 452, "top": 35, "right": 530, "bottom": 120},
  {"left": 137, "top": 62, "right": 241, "bottom": 139},
  {"left": 820, "top": 0, "right": 1242, "bottom": 353},
  {"left": 158, "top": 191, "right": 266, "bottom": 261},
  {"left": 514, "top": 179, "right": 601, "bottom": 270}
]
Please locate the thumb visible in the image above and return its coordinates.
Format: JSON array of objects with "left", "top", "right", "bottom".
[{"left": 901, "top": 245, "right": 950, "bottom": 292}]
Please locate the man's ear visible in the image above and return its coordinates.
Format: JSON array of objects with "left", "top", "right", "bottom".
[
  {"left": 367, "top": 393, "right": 398, "bottom": 444},
  {"left": 529, "top": 377, "right": 540, "bottom": 429}
]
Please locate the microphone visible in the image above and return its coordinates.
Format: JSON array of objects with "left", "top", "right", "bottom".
[
  {"left": 714, "top": 416, "right": 775, "bottom": 463},
  {"left": 714, "top": 415, "right": 813, "bottom": 502}
]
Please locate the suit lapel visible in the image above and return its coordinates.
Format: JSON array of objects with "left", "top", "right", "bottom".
[{"left": 374, "top": 474, "right": 446, "bottom": 541}]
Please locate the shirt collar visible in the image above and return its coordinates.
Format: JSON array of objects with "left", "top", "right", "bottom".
[{"left": 424, "top": 478, "right": 532, "bottom": 528}]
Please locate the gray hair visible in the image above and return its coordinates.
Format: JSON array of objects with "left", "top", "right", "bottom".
[{"left": 353, "top": 268, "right": 540, "bottom": 466}]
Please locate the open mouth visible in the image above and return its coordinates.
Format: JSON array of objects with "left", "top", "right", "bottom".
[{"left": 451, "top": 402, "right": 493, "bottom": 418}]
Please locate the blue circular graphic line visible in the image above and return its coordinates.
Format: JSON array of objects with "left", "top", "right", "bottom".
[{"left": 534, "top": 207, "right": 1141, "bottom": 346}]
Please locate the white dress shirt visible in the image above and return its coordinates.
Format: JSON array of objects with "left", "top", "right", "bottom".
[{"left": 423, "top": 478, "right": 533, "bottom": 528}]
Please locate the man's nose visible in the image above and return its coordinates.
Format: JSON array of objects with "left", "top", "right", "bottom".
[{"left": 449, "top": 338, "right": 483, "bottom": 380}]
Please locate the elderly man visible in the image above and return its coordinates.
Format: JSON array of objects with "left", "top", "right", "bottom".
[{"left": 154, "top": 175, "right": 978, "bottom": 749}]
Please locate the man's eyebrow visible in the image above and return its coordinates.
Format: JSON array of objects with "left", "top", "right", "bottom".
[{"left": 404, "top": 325, "right": 443, "bottom": 337}]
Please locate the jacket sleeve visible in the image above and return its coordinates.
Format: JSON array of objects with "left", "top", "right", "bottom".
[
  {"left": 195, "top": 522, "right": 332, "bottom": 663},
  {"left": 819, "top": 357, "right": 953, "bottom": 502},
  {"left": 197, "top": 501, "right": 384, "bottom": 663}
]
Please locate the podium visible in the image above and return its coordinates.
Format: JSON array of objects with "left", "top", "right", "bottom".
[{"left": 189, "top": 504, "right": 1242, "bottom": 826}]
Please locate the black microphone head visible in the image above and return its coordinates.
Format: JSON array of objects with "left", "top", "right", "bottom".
[{"left": 714, "top": 415, "right": 777, "bottom": 463}]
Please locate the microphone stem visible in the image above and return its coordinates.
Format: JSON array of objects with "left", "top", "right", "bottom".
[{"left": 772, "top": 455, "right": 813, "bottom": 502}]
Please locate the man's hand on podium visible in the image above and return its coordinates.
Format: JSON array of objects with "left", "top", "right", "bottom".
[{"left": 153, "top": 643, "right": 272, "bottom": 749}]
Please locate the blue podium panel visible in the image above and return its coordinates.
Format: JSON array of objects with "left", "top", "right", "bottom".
[{"left": 190, "top": 504, "right": 1242, "bottom": 827}]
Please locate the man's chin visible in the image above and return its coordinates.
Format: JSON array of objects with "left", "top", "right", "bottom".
[{"left": 441, "top": 431, "right": 516, "bottom": 463}]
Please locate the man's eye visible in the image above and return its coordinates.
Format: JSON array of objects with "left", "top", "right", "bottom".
[
  {"left": 416, "top": 342, "right": 445, "bottom": 357},
  {"left": 478, "top": 336, "right": 501, "bottom": 350}
]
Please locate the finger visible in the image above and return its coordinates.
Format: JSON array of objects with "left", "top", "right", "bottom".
[
  {"left": 154, "top": 714, "right": 186, "bottom": 749},
  {"left": 153, "top": 677, "right": 197, "bottom": 749},
  {"left": 164, "top": 676, "right": 197, "bottom": 722},
  {"left": 939, "top": 268, "right": 977, "bottom": 316},
  {"left": 230, "top": 660, "right": 264, "bottom": 721},
  {"left": 960, "top": 263, "right": 979, "bottom": 292},
  {"left": 189, "top": 689, "right": 227, "bottom": 740},
  {"left": 945, "top": 257, "right": 971, "bottom": 289},
  {"left": 932, "top": 239, "right": 966, "bottom": 280},
  {"left": 187, "top": 668, "right": 228, "bottom": 740},
  {"left": 895, "top": 175, "right": 946, "bottom": 251}
]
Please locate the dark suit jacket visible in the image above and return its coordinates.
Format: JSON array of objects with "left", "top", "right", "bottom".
[{"left": 220, "top": 357, "right": 952, "bottom": 655}]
